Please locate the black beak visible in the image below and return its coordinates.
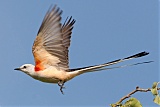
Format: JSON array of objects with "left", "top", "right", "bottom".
[{"left": 14, "top": 68, "right": 21, "bottom": 70}]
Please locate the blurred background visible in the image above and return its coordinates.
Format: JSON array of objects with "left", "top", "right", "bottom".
[{"left": 0, "top": 0, "right": 158, "bottom": 106}]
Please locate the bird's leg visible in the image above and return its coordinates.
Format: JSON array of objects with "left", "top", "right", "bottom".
[{"left": 58, "top": 80, "right": 65, "bottom": 94}]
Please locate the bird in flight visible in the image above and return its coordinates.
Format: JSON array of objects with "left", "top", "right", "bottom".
[{"left": 15, "top": 5, "right": 151, "bottom": 94}]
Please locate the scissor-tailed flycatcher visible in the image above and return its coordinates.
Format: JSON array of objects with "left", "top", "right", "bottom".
[{"left": 15, "top": 5, "right": 151, "bottom": 94}]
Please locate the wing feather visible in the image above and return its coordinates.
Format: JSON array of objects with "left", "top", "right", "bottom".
[{"left": 32, "top": 5, "right": 75, "bottom": 71}]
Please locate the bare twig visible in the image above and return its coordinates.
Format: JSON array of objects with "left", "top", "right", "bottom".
[{"left": 113, "top": 86, "right": 160, "bottom": 107}]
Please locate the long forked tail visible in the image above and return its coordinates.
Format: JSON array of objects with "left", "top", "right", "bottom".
[{"left": 70, "top": 51, "right": 152, "bottom": 74}]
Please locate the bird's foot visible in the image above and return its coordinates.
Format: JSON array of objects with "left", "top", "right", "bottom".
[{"left": 58, "top": 81, "right": 65, "bottom": 94}]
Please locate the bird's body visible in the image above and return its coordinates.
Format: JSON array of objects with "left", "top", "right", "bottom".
[
  {"left": 31, "top": 66, "right": 78, "bottom": 83},
  {"left": 15, "top": 5, "right": 151, "bottom": 94},
  {"left": 17, "top": 64, "right": 78, "bottom": 83}
]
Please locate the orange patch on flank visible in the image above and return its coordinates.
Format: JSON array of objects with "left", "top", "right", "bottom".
[{"left": 35, "top": 60, "right": 45, "bottom": 72}]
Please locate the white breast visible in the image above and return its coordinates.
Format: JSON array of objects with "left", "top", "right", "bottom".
[{"left": 31, "top": 66, "right": 72, "bottom": 83}]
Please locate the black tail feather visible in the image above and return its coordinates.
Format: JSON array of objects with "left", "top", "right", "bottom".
[{"left": 69, "top": 51, "right": 150, "bottom": 72}]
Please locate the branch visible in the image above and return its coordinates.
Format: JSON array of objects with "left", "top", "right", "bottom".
[{"left": 114, "top": 86, "right": 160, "bottom": 107}]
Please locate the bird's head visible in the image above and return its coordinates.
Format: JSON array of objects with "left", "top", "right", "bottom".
[{"left": 14, "top": 64, "right": 35, "bottom": 75}]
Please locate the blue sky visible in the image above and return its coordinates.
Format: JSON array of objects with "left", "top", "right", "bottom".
[{"left": 0, "top": 0, "right": 158, "bottom": 107}]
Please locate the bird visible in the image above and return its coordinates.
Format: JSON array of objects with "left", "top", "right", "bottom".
[{"left": 14, "top": 5, "right": 152, "bottom": 94}]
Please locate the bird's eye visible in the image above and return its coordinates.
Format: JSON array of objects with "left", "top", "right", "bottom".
[{"left": 23, "top": 66, "right": 26, "bottom": 69}]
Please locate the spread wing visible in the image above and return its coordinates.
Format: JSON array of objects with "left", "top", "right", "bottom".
[{"left": 32, "top": 5, "right": 75, "bottom": 71}]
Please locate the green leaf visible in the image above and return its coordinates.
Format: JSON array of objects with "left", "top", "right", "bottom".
[
  {"left": 152, "top": 82, "right": 158, "bottom": 88},
  {"left": 151, "top": 88, "right": 158, "bottom": 96},
  {"left": 151, "top": 82, "right": 159, "bottom": 96},
  {"left": 152, "top": 82, "right": 160, "bottom": 105},
  {"left": 153, "top": 95, "right": 160, "bottom": 105},
  {"left": 124, "top": 97, "right": 142, "bottom": 107}
]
